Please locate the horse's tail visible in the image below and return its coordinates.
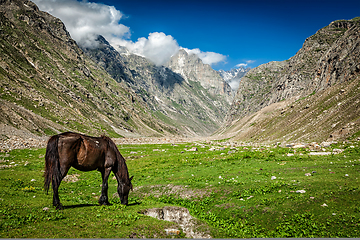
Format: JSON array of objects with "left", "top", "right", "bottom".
[{"left": 44, "top": 134, "right": 61, "bottom": 194}]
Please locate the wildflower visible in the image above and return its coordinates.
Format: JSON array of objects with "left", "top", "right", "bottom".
[
  {"left": 271, "top": 176, "right": 276, "bottom": 180},
  {"left": 321, "top": 203, "right": 328, "bottom": 207},
  {"left": 296, "top": 190, "right": 306, "bottom": 193},
  {"left": 219, "top": 176, "right": 222, "bottom": 179},
  {"left": 345, "top": 174, "right": 349, "bottom": 177}
]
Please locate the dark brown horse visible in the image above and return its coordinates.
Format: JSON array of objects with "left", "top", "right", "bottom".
[{"left": 44, "top": 132, "right": 133, "bottom": 209}]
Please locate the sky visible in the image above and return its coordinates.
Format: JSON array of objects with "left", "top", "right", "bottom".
[{"left": 32, "top": 0, "right": 360, "bottom": 71}]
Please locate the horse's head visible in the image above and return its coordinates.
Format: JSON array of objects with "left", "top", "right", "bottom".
[{"left": 118, "top": 176, "right": 133, "bottom": 205}]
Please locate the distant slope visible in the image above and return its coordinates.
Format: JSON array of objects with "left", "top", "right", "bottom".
[
  {"left": 83, "top": 39, "right": 233, "bottom": 136},
  {"left": 218, "top": 66, "right": 250, "bottom": 90},
  {"left": 219, "top": 17, "right": 360, "bottom": 143},
  {"left": 0, "top": 0, "right": 178, "bottom": 139}
]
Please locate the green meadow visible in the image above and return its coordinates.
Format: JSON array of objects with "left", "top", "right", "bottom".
[{"left": 0, "top": 141, "right": 359, "bottom": 238}]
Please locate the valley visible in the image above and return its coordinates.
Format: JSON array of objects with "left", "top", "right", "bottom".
[{"left": 0, "top": 0, "right": 360, "bottom": 238}]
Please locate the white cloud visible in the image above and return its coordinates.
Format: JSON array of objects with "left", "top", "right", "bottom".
[
  {"left": 32, "top": 0, "right": 130, "bottom": 48},
  {"left": 183, "top": 48, "right": 227, "bottom": 66},
  {"left": 227, "top": 78, "right": 241, "bottom": 90},
  {"left": 235, "top": 60, "right": 256, "bottom": 68},
  {"left": 236, "top": 63, "right": 248, "bottom": 68},
  {"left": 114, "top": 32, "right": 180, "bottom": 66},
  {"left": 33, "top": 0, "right": 226, "bottom": 67}
]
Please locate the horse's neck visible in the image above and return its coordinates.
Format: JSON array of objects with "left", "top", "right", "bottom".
[{"left": 116, "top": 153, "right": 129, "bottom": 182}]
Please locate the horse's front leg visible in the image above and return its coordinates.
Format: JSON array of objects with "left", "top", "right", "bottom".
[{"left": 99, "top": 167, "right": 112, "bottom": 205}]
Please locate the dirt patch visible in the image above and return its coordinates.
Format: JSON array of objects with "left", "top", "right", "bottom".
[
  {"left": 131, "top": 184, "right": 211, "bottom": 199},
  {"left": 142, "top": 206, "right": 211, "bottom": 238}
]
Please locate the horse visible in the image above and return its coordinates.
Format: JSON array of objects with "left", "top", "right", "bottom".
[{"left": 44, "top": 132, "right": 133, "bottom": 209}]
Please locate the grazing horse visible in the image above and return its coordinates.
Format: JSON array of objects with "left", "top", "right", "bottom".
[{"left": 44, "top": 132, "right": 133, "bottom": 209}]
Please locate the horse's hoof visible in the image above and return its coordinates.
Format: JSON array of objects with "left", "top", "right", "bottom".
[
  {"left": 55, "top": 204, "right": 63, "bottom": 210},
  {"left": 99, "top": 201, "right": 111, "bottom": 206}
]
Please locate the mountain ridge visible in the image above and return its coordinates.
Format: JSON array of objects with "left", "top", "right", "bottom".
[
  {"left": 220, "top": 17, "right": 360, "bottom": 143},
  {"left": 0, "top": 0, "right": 179, "bottom": 140}
]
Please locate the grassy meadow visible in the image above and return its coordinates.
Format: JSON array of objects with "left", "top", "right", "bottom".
[{"left": 0, "top": 140, "right": 359, "bottom": 238}]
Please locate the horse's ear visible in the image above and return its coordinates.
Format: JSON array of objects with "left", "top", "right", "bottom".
[{"left": 130, "top": 176, "right": 134, "bottom": 181}]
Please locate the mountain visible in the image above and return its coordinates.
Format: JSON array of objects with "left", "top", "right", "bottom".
[
  {"left": 218, "top": 66, "right": 250, "bottom": 90},
  {"left": 0, "top": 0, "right": 179, "bottom": 140},
  {"left": 218, "top": 66, "right": 249, "bottom": 82},
  {"left": 166, "top": 49, "right": 234, "bottom": 104},
  {"left": 218, "top": 17, "right": 360, "bottom": 143},
  {"left": 82, "top": 37, "right": 232, "bottom": 136}
]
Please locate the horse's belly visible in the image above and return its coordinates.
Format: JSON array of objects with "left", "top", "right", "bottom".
[{"left": 74, "top": 155, "right": 102, "bottom": 171}]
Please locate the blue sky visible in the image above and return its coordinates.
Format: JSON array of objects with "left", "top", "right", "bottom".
[{"left": 34, "top": 0, "right": 360, "bottom": 71}]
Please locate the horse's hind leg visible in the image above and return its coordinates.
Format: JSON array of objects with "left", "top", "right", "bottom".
[
  {"left": 98, "top": 167, "right": 112, "bottom": 205},
  {"left": 52, "top": 178, "right": 61, "bottom": 209}
]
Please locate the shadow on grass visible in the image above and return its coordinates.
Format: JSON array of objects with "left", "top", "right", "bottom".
[
  {"left": 63, "top": 203, "right": 98, "bottom": 209},
  {"left": 63, "top": 202, "right": 141, "bottom": 209},
  {"left": 127, "top": 201, "right": 141, "bottom": 206}
]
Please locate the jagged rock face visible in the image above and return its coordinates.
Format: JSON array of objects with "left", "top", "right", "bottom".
[
  {"left": 166, "top": 49, "right": 234, "bottom": 104},
  {"left": 227, "top": 17, "right": 360, "bottom": 123},
  {"left": 313, "top": 20, "right": 360, "bottom": 91},
  {"left": 83, "top": 40, "right": 232, "bottom": 136}
]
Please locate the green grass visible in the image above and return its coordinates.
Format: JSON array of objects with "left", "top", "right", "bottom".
[{"left": 1, "top": 141, "right": 359, "bottom": 238}]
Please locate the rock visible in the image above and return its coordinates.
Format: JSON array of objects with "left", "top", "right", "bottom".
[
  {"left": 165, "top": 229, "right": 181, "bottom": 236},
  {"left": 309, "top": 152, "right": 332, "bottom": 156},
  {"left": 293, "top": 144, "right": 306, "bottom": 148},
  {"left": 188, "top": 147, "right": 198, "bottom": 152},
  {"left": 142, "top": 206, "right": 211, "bottom": 239}
]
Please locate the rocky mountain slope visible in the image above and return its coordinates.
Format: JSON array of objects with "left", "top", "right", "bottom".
[
  {"left": 0, "top": 0, "right": 180, "bottom": 140},
  {"left": 166, "top": 49, "right": 234, "bottom": 103},
  {"left": 83, "top": 39, "right": 233, "bottom": 136},
  {"left": 220, "top": 17, "right": 360, "bottom": 143}
]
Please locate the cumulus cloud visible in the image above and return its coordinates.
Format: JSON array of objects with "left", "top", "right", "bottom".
[
  {"left": 114, "top": 32, "right": 180, "bottom": 66},
  {"left": 33, "top": 0, "right": 226, "bottom": 67},
  {"left": 32, "top": 0, "right": 130, "bottom": 48},
  {"left": 183, "top": 48, "right": 227, "bottom": 66},
  {"left": 236, "top": 60, "right": 256, "bottom": 68}
]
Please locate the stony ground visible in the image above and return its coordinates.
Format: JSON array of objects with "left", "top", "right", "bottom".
[{"left": 0, "top": 124, "right": 214, "bottom": 151}]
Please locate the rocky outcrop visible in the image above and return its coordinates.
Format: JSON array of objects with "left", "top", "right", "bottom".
[
  {"left": 166, "top": 49, "right": 234, "bottom": 104},
  {"left": 228, "top": 17, "right": 360, "bottom": 123}
]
